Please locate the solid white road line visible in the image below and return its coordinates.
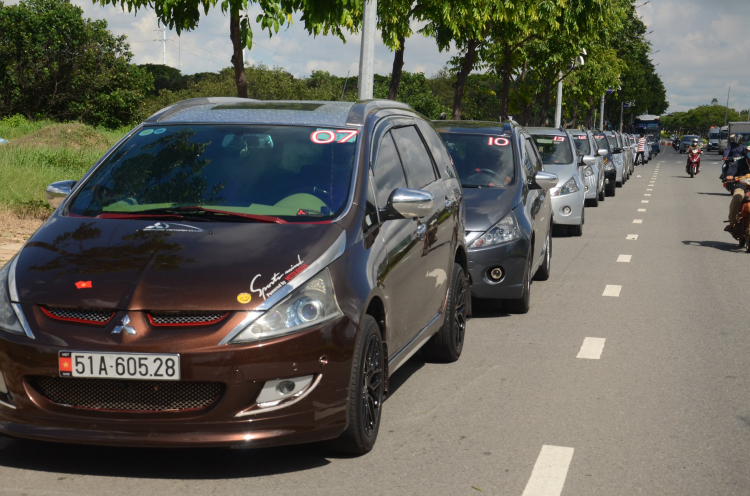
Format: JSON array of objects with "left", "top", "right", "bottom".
[
  {"left": 521, "top": 445, "right": 575, "bottom": 496},
  {"left": 602, "top": 285, "right": 622, "bottom": 297},
  {"left": 633, "top": 219, "right": 643, "bottom": 224},
  {"left": 577, "top": 337, "right": 607, "bottom": 359},
  {"left": 638, "top": 208, "right": 646, "bottom": 212},
  {"left": 627, "top": 234, "right": 638, "bottom": 240},
  {"left": 617, "top": 254, "right": 632, "bottom": 262}
]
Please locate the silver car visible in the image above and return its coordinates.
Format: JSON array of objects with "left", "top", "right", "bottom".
[
  {"left": 530, "top": 128, "right": 586, "bottom": 236},
  {"left": 570, "top": 129, "right": 605, "bottom": 206},
  {"left": 621, "top": 133, "right": 635, "bottom": 176},
  {"left": 604, "top": 131, "right": 628, "bottom": 186}
]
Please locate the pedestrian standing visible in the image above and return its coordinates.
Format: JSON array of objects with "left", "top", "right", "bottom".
[{"left": 634, "top": 132, "right": 646, "bottom": 166}]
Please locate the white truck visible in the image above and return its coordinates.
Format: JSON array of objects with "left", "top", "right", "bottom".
[{"left": 721, "top": 122, "right": 750, "bottom": 154}]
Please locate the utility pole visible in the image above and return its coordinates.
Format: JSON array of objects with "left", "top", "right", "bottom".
[
  {"left": 156, "top": 27, "right": 168, "bottom": 65},
  {"left": 725, "top": 86, "right": 731, "bottom": 126},
  {"left": 554, "top": 71, "right": 563, "bottom": 128},
  {"left": 619, "top": 101, "right": 624, "bottom": 133},
  {"left": 357, "top": 0, "right": 377, "bottom": 100},
  {"left": 599, "top": 94, "right": 605, "bottom": 130}
]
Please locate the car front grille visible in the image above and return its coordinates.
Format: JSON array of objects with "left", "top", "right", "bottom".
[
  {"left": 28, "top": 376, "right": 224, "bottom": 412},
  {"left": 42, "top": 307, "right": 115, "bottom": 325},
  {"left": 147, "top": 312, "right": 228, "bottom": 326}
]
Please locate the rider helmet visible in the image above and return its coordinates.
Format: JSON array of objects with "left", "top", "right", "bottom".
[
  {"left": 730, "top": 133, "right": 737, "bottom": 144},
  {"left": 692, "top": 138, "right": 699, "bottom": 145},
  {"left": 736, "top": 134, "right": 744, "bottom": 145}
]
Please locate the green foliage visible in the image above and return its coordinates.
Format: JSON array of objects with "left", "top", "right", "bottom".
[
  {"left": 662, "top": 106, "right": 741, "bottom": 136},
  {"left": 374, "top": 72, "right": 447, "bottom": 119},
  {"left": 0, "top": 0, "right": 154, "bottom": 128}
]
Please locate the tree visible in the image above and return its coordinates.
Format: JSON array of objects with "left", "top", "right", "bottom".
[
  {"left": 0, "top": 0, "right": 153, "bottom": 127},
  {"left": 711, "top": 98, "right": 719, "bottom": 105}
]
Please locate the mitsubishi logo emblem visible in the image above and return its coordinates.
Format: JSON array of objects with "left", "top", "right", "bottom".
[{"left": 112, "top": 315, "right": 136, "bottom": 335}]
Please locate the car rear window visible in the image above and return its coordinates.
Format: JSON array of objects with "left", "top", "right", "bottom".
[
  {"left": 68, "top": 124, "right": 357, "bottom": 221},
  {"left": 438, "top": 132, "right": 515, "bottom": 187},
  {"left": 531, "top": 134, "right": 574, "bottom": 164}
]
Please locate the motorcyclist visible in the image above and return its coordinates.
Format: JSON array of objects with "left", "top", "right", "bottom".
[
  {"left": 724, "top": 144, "right": 750, "bottom": 232},
  {"left": 686, "top": 138, "right": 702, "bottom": 173},
  {"left": 721, "top": 134, "right": 745, "bottom": 180}
]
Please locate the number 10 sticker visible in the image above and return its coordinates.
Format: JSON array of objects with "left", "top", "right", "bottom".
[
  {"left": 311, "top": 129, "right": 359, "bottom": 144},
  {"left": 488, "top": 137, "right": 510, "bottom": 146}
]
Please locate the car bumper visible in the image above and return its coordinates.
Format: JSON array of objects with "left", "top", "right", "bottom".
[
  {"left": 604, "top": 169, "right": 616, "bottom": 188},
  {"left": 467, "top": 238, "right": 529, "bottom": 300},
  {"left": 551, "top": 190, "right": 584, "bottom": 225},
  {"left": 0, "top": 311, "right": 356, "bottom": 448}
]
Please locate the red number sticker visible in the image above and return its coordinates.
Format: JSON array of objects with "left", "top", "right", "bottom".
[
  {"left": 553, "top": 136, "right": 565, "bottom": 142},
  {"left": 487, "top": 137, "right": 510, "bottom": 146},
  {"left": 311, "top": 129, "right": 359, "bottom": 144}
]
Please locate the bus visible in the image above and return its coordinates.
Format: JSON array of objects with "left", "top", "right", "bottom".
[{"left": 633, "top": 114, "right": 661, "bottom": 153}]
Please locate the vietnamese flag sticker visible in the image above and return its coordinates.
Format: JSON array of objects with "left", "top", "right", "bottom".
[
  {"left": 59, "top": 356, "right": 73, "bottom": 373},
  {"left": 75, "top": 280, "right": 92, "bottom": 289}
]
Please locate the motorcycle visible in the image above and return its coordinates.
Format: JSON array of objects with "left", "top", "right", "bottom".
[
  {"left": 726, "top": 175, "right": 750, "bottom": 251},
  {"left": 721, "top": 155, "right": 743, "bottom": 193},
  {"left": 686, "top": 148, "right": 701, "bottom": 177},
  {"left": 672, "top": 139, "right": 680, "bottom": 151}
]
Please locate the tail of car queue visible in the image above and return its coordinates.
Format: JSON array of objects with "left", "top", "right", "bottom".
[{"left": 0, "top": 97, "right": 643, "bottom": 455}]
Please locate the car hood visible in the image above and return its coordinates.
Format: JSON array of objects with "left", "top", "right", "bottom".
[
  {"left": 463, "top": 187, "right": 518, "bottom": 232},
  {"left": 542, "top": 163, "right": 578, "bottom": 186},
  {"left": 14, "top": 216, "right": 344, "bottom": 312}
]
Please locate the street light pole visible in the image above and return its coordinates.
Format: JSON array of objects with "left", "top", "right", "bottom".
[
  {"left": 619, "top": 101, "right": 624, "bottom": 133},
  {"left": 599, "top": 94, "right": 605, "bottom": 130},
  {"left": 357, "top": 0, "right": 377, "bottom": 100},
  {"left": 554, "top": 71, "right": 563, "bottom": 128},
  {"left": 725, "top": 86, "right": 731, "bottom": 126}
]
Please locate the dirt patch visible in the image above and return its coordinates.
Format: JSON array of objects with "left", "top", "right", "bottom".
[
  {"left": 7, "top": 123, "right": 112, "bottom": 151},
  {"left": 0, "top": 208, "right": 44, "bottom": 264}
]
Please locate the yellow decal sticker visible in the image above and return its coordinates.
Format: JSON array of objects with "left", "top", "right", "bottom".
[{"left": 237, "top": 293, "right": 252, "bottom": 304}]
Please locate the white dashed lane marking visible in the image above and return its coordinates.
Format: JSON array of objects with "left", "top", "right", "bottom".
[
  {"left": 577, "top": 337, "right": 607, "bottom": 359},
  {"left": 644, "top": 194, "right": 652, "bottom": 197},
  {"left": 638, "top": 208, "right": 646, "bottom": 212},
  {"left": 627, "top": 234, "right": 638, "bottom": 240},
  {"left": 633, "top": 219, "right": 643, "bottom": 224},
  {"left": 602, "top": 285, "right": 622, "bottom": 297},
  {"left": 642, "top": 200, "right": 649, "bottom": 203},
  {"left": 521, "top": 445, "right": 575, "bottom": 496},
  {"left": 617, "top": 254, "right": 632, "bottom": 262}
]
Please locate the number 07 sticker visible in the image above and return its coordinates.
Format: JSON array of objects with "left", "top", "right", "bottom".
[{"left": 311, "top": 129, "right": 359, "bottom": 144}]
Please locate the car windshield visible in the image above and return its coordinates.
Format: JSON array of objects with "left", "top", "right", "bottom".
[
  {"left": 593, "top": 134, "right": 609, "bottom": 153},
  {"left": 68, "top": 125, "right": 357, "bottom": 221},
  {"left": 682, "top": 136, "right": 697, "bottom": 142},
  {"left": 438, "top": 132, "right": 515, "bottom": 187},
  {"left": 721, "top": 129, "right": 729, "bottom": 139},
  {"left": 531, "top": 134, "right": 574, "bottom": 164},
  {"left": 571, "top": 134, "right": 591, "bottom": 155},
  {"left": 606, "top": 135, "right": 619, "bottom": 149},
  {"left": 709, "top": 133, "right": 719, "bottom": 140}
]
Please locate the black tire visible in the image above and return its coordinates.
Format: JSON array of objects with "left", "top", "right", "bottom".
[
  {"left": 689, "top": 170, "right": 694, "bottom": 178},
  {"left": 332, "top": 314, "right": 385, "bottom": 455},
  {"left": 587, "top": 195, "right": 599, "bottom": 207},
  {"left": 533, "top": 226, "right": 552, "bottom": 281},
  {"left": 607, "top": 185, "right": 616, "bottom": 197},
  {"left": 423, "top": 263, "right": 467, "bottom": 363},
  {"left": 598, "top": 188, "right": 605, "bottom": 201},
  {"left": 616, "top": 181, "right": 622, "bottom": 188},
  {"left": 568, "top": 223, "right": 583, "bottom": 237},
  {"left": 504, "top": 250, "right": 532, "bottom": 314}
]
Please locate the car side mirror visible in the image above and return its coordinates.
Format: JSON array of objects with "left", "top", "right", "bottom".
[
  {"left": 45, "top": 180, "right": 77, "bottom": 208},
  {"left": 530, "top": 171, "right": 558, "bottom": 190},
  {"left": 598, "top": 149, "right": 608, "bottom": 157},
  {"left": 613, "top": 148, "right": 622, "bottom": 154},
  {"left": 582, "top": 156, "right": 597, "bottom": 166},
  {"left": 385, "top": 188, "right": 434, "bottom": 220}
]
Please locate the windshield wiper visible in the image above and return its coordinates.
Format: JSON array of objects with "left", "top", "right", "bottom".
[{"left": 108, "top": 207, "right": 287, "bottom": 224}]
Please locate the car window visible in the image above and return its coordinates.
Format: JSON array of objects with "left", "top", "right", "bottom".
[
  {"left": 438, "top": 132, "right": 515, "bottom": 187},
  {"left": 606, "top": 135, "right": 618, "bottom": 149},
  {"left": 524, "top": 137, "right": 543, "bottom": 173},
  {"left": 520, "top": 137, "right": 534, "bottom": 177},
  {"left": 363, "top": 171, "right": 380, "bottom": 230},
  {"left": 594, "top": 134, "right": 609, "bottom": 154},
  {"left": 417, "top": 121, "right": 453, "bottom": 179},
  {"left": 572, "top": 135, "right": 591, "bottom": 155},
  {"left": 68, "top": 124, "right": 357, "bottom": 221},
  {"left": 371, "top": 131, "right": 408, "bottom": 209},
  {"left": 531, "top": 134, "right": 574, "bottom": 164},
  {"left": 391, "top": 126, "right": 437, "bottom": 189}
]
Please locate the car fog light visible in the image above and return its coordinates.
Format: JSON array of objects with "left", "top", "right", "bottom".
[
  {"left": 256, "top": 375, "right": 315, "bottom": 406},
  {"left": 563, "top": 206, "right": 572, "bottom": 215},
  {"left": 276, "top": 380, "right": 296, "bottom": 395},
  {"left": 0, "top": 371, "right": 6, "bottom": 394},
  {"left": 605, "top": 178, "right": 610, "bottom": 184},
  {"left": 585, "top": 186, "right": 589, "bottom": 192},
  {"left": 488, "top": 267, "right": 504, "bottom": 281}
]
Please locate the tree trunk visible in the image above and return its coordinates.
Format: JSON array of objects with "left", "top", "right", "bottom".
[
  {"left": 229, "top": 8, "right": 248, "bottom": 98},
  {"left": 452, "top": 40, "right": 479, "bottom": 120},
  {"left": 387, "top": 36, "right": 406, "bottom": 100},
  {"left": 499, "top": 42, "right": 512, "bottom": 121}
]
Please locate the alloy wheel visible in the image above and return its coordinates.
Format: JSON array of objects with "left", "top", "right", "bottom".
[
  {"left": 453, "top": 277, "right": 467, "bottom": 351},
  {"left": 361, "top": 335, "right": 383, "bottom": 438}
]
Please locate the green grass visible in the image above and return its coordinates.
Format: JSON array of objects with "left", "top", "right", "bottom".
[{"left": 0, "top": 115, "right": 127, "bottom": 217}]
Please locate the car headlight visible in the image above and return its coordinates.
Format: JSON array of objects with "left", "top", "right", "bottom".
[
  {"left": 230, "top": 268, "right": 342, "bottom": 343},
  {"left": 470, "top": 213, "right": 521, "bottom": 248},
  {"left": 605, "top": 160, "right": 615, "bottom": 171},
  {"left": 584, "top": 166, "right": 594, "bottom": 177},
  {"left": 0, "top": 258, "right": 26, "bottom": 336},
  {"left": 553, "top": 177, "right": 580, "bottom": 196}
]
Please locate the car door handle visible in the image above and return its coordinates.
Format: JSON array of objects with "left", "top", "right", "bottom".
[{"left": 416, "top": 224, "right": 427, "bottom": 240}]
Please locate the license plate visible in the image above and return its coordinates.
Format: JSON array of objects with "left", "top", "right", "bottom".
[{"left": 59, "top": 351, "right": 180, "bottom": 381}]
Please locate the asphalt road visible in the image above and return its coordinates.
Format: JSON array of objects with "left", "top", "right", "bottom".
[{"left": 2, "top": 147, "right": 749, "bottom": 496}]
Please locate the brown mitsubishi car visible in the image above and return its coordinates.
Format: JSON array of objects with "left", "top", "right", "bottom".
[{"left": 0, "top": 98, "right": 468, "bottom": 454}]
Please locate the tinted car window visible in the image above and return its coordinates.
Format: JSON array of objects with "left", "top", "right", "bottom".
[
  {"left": 371, "top": 131, "right": 408, "bottom": 208},
  {"left": 572, "top": 134, "right": 591, "bottom": 155},
  {"left": 594, "top": 134, "right": 610, "bottom": 153},
  {"left": 531, "top": 134, "right": 574, "bottom": 164},
  {"left": 606, "top": 135, "right": 619, "bottom": 149},
  {"left": 524, "top": 137, "right": 543, "bottom": 173},
  {"left": 438, "top": 132, "right": 515, "bottom": 187},
  {"left": 391, "top": 126, "right": 437, "bottom": 189},
  {"left": 363, "top": 172, "right": 379, "bottom": 230},
  {"left": 68, "top": 125, "right": 356, "bottom": 221},
  {"left": 417, "top": 121, "right": 453, "bottom": 178}
]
